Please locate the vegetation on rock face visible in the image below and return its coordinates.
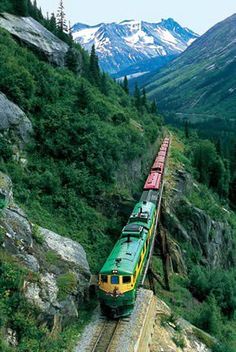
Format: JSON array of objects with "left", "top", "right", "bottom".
[
  {"left": 0, "top": 2, "right": 163, "bottom": 350},
  {"left": 156, "top": 132, "right": 236, "bottom": 352}
]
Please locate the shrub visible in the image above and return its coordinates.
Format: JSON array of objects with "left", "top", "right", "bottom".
[
  {"left": 32, "top": 225, "right": 44, "bottom": 245},
  {"left": 57, "top": 272, "right": 77, "bottom": 300}
]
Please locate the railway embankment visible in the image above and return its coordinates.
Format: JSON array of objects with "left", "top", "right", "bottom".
[{"left": 75, "top": 288, "right": 214, "bottom": 352}]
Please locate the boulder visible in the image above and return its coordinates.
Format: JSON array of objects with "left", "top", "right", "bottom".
[
  {"left": 0, "top": 92, "right": 33, "bottom": 145},
  {"left": 0, "top": 172, "right": 13, "bottom": 209},
  {"left": 40, "top": 227, "right": 90, "bottom": 275},
  {"left": 0, "top": 172, "right": 91, "bottom": 328},
  {"left": 0, "top": 13, "right": 69, "bottom": 66}
]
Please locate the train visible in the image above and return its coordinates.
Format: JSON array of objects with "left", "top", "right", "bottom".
[{"left": 98, "top": 137, "right": 170, "bottom": 318}]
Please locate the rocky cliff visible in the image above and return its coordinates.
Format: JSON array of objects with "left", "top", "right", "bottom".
[
  {"left": 0, "top": 12, "right": 69, "bottom": 66},
  {"left": 0, "top": 171, "right": 91, "bottom": 341},
  {"left": 0, "top": 92, "right": 32, "bottom": 148},
  {"left": 163, "top": 169, "right": 236, "bottom": 270},
  {"left": 162, "top": 136, "right": 236, "bottom": 271}
]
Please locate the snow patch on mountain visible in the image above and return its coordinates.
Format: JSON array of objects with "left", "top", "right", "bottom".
[{"left": 72, "top": 18, "right": 199, "bottom": 75}]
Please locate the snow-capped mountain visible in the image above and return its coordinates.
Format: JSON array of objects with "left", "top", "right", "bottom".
[{"left": 72, "top": 18, "right": 199, "bottom": 77}]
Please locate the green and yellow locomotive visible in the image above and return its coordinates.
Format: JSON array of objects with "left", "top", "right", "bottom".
[{"left": 98, "top": 138, "right": 170, "bottom": 318}]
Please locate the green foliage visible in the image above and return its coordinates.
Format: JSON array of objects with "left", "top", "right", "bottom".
[
  {"left": 0, "top": 227, "right": 5, "bottom": 245},
  {"left": 57, "top": 272, "right": 77, "bottom": 299},
  {"left": 189, "top": 266, "right": 236, "bottom": 319},
  {"left": 0, "top": 249, "right": 95, "bottom": 351},
  {"left": 172, "top": 334, "right": 186, "bottom": 349},
  {"left": 89, "top": 44, "right": 100, "bottom": 86},
  {"left": 190, "top": 295, "right": 222, "bottom": 335},
  {"left": 0, "top": 137, "right": 12, "bottom": 162},
  {"left": 123, "top": 76, "right": 129, "bottom": 94},
  {"left": 65, "top": 46, "right": 80, "bottom": 74},
  {"left": 45, "top": 250, "right": 60, "bottom": 265},
  {"left": 32, "top": 225, "right": 44, "bottom": 245},
  {"left": 191, "top": 139, "right": 229, "bottom": 197},
  {"left": 0, "top": 10, "right": 163, "bottom": 351}
]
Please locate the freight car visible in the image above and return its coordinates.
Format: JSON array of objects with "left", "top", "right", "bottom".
[{"left": 98, "top": 138, "right": 170, "bottom": 318}]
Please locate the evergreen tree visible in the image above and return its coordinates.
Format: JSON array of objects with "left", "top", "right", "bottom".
[
  {"left": 68, "top": 21, "right": 73, "bottom": 40},
  {"left": 77, "top": 82, "right": 89, "bottom": 111},
  {"left": 100, "top": 72, "right": 109, "bottom": 96},
  {"left": 150, "top": 100, "right": 157, "bottom": 114},
  {"left": 142, "top": 88, "right": 147, "bottom": 107},
  {"left": 134, "top": 83, "right": 141, "bottom": 110},
  {"left": 184, "top": 120, "right": 190, "bottom": 139},
  {"left": 123, "top": 76, "right": 129, "bottom": 94},
  {"left": 215, "top": 139, "right": 222, "bottom": 156},
  {"left": 65, "top": 46, "right": 79, "bottom": 74},
  {"left": 12, "top": 0, "right": 28, "bottom": 16},
  {"left": 56, "top": 0, "right": 68, "bottom": 33},
  {"left": 49, "top": 12, "right": 57, "bottom": 32},
  {"left": 89, "top": 44, "right": 100, "bottom": 86}
]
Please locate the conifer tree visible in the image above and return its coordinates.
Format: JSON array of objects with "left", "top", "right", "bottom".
[
  {"left": 123, "top": 76, "right": 129, "bottom": 94},
  {"left": 49, "top": 13, "right": 57, "bottom": 32},
  {"left": 89, "top": 44, "right": 100, "bottom": 86},
  {"left": 77, "top": 82, "right": 89, "bottom": 111},
  {"left": 134, "top": 83, "right": 141, "bottom": 110},
  {"left": 56, "top": 0, "right": 68, "bottom": 32},
  {"left": 150, "top": 100, "right": 157, "bottom": 114},
  {"left": 65, "top": 46, "right": 79, "bottom": 74},
  {"left": 100, "top": 72, "right": 109, "bottom": 95},
  {"left": 184, "top": 120, "right": 190, "bottom": 139},
  {"left": 13, "top": 0, "right": 28, "bottom": 16},
  {"left": 142, "top": 88, "right": 147, "bottom": 107}
]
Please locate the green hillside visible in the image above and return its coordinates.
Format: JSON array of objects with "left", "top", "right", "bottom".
[{"left": 146, "top": 14, "right": 236, "bottom": 122}]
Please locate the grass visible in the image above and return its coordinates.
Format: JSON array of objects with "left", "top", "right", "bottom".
[
  {"left": 57, "top": 272, "right": 78, "bottom": 300},
  {"left": 45, "top": 250, "right": 60, "bottom": 265},
  {"left": 32, "top": 224, "right": 44, "bottom": 245}
]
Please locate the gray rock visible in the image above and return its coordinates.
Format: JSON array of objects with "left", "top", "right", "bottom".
[
  {"left": 40, "top": 273, "right": 58, "bottom": 304},
  {"left": 0, "top": 13, "right": 69, "bottom": 66},
  {"left": 40, "top": 227, "right": 90, "bottom": 275},
  {"left": 2, "top": 207, "right": 33, "bottom": 250},
  {"left": 0, "top": 172, "right": 13, "bottom": 209},
  {"left": 0, "top": 92, "right": 32, "bottom": 144},
  {"left": 5, "top": 328, "right": 18, "bottom": 347},
  {"left": 164, "top": 170, "right": 236, "bottom": 269},
  {"left": 0, "top": 171, "right": 91, "bottom": 329},
  {"left": 17, "top": 254, "right": 40, "bottom": 272},
  {"left": 60, "top": 297, "right": 79, "bottom": 319}
]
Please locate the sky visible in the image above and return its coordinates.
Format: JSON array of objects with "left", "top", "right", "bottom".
[{"left": 37, "top": 0, "right": 236, "bottom": 34}]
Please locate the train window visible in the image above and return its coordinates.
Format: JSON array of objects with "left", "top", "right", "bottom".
[
  {"left": 134, "top": 271, "right": 136, "bottom": 279},
  {"left": 111, "top": 276, "right": 119, "bottom": 284},
  {"left": 122, "top": 276, "right": 131, "bottom": 284},
  {"left": 101, "top": 275, "right": 108, "bottom": 283}
]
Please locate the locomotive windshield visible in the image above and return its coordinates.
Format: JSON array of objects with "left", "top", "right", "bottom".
[
  {"left": 111, "top": 276, "right": 119, "bottom": 284},
  {"left": 101, "top": 275, "right": 108, "bottom": 283},
  {"left": 122, "top": 276, "right": 131, "bottom": 283}
]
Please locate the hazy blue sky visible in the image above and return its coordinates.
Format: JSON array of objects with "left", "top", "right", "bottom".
[{"left": 37, "top": 0, "right": 236, "bottom": 34}]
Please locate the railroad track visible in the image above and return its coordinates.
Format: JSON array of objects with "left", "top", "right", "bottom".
[{"left": 91, "top": 318, "right": 120, "bottom": 352}]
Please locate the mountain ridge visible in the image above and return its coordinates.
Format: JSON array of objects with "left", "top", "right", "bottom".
[
  {"left": 72, "top": 18, "right": 199, "bottom": 76},
  {"left": 145, "top": 13, "right": 236, "bottom": 121}
]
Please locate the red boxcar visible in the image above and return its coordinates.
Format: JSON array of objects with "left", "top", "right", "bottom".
[
  {"left": 156, "top": 155, "right": 165, "bottom": 164},
  {"left": 144, "top": 172, "right": 162, "bottom": 190},
  {"left": 158, "top": 151, "right": 167, "bottom": 158},
  {"left": 152, "top": 160, "right": 164, "bottom": 174},
  {"left": 160, "top": 145, "right": 168, "bottom": 151}
]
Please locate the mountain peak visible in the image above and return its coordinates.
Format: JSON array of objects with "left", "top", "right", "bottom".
[{"left": 72, "top": 18, "right": 199, "bottom": 75}]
